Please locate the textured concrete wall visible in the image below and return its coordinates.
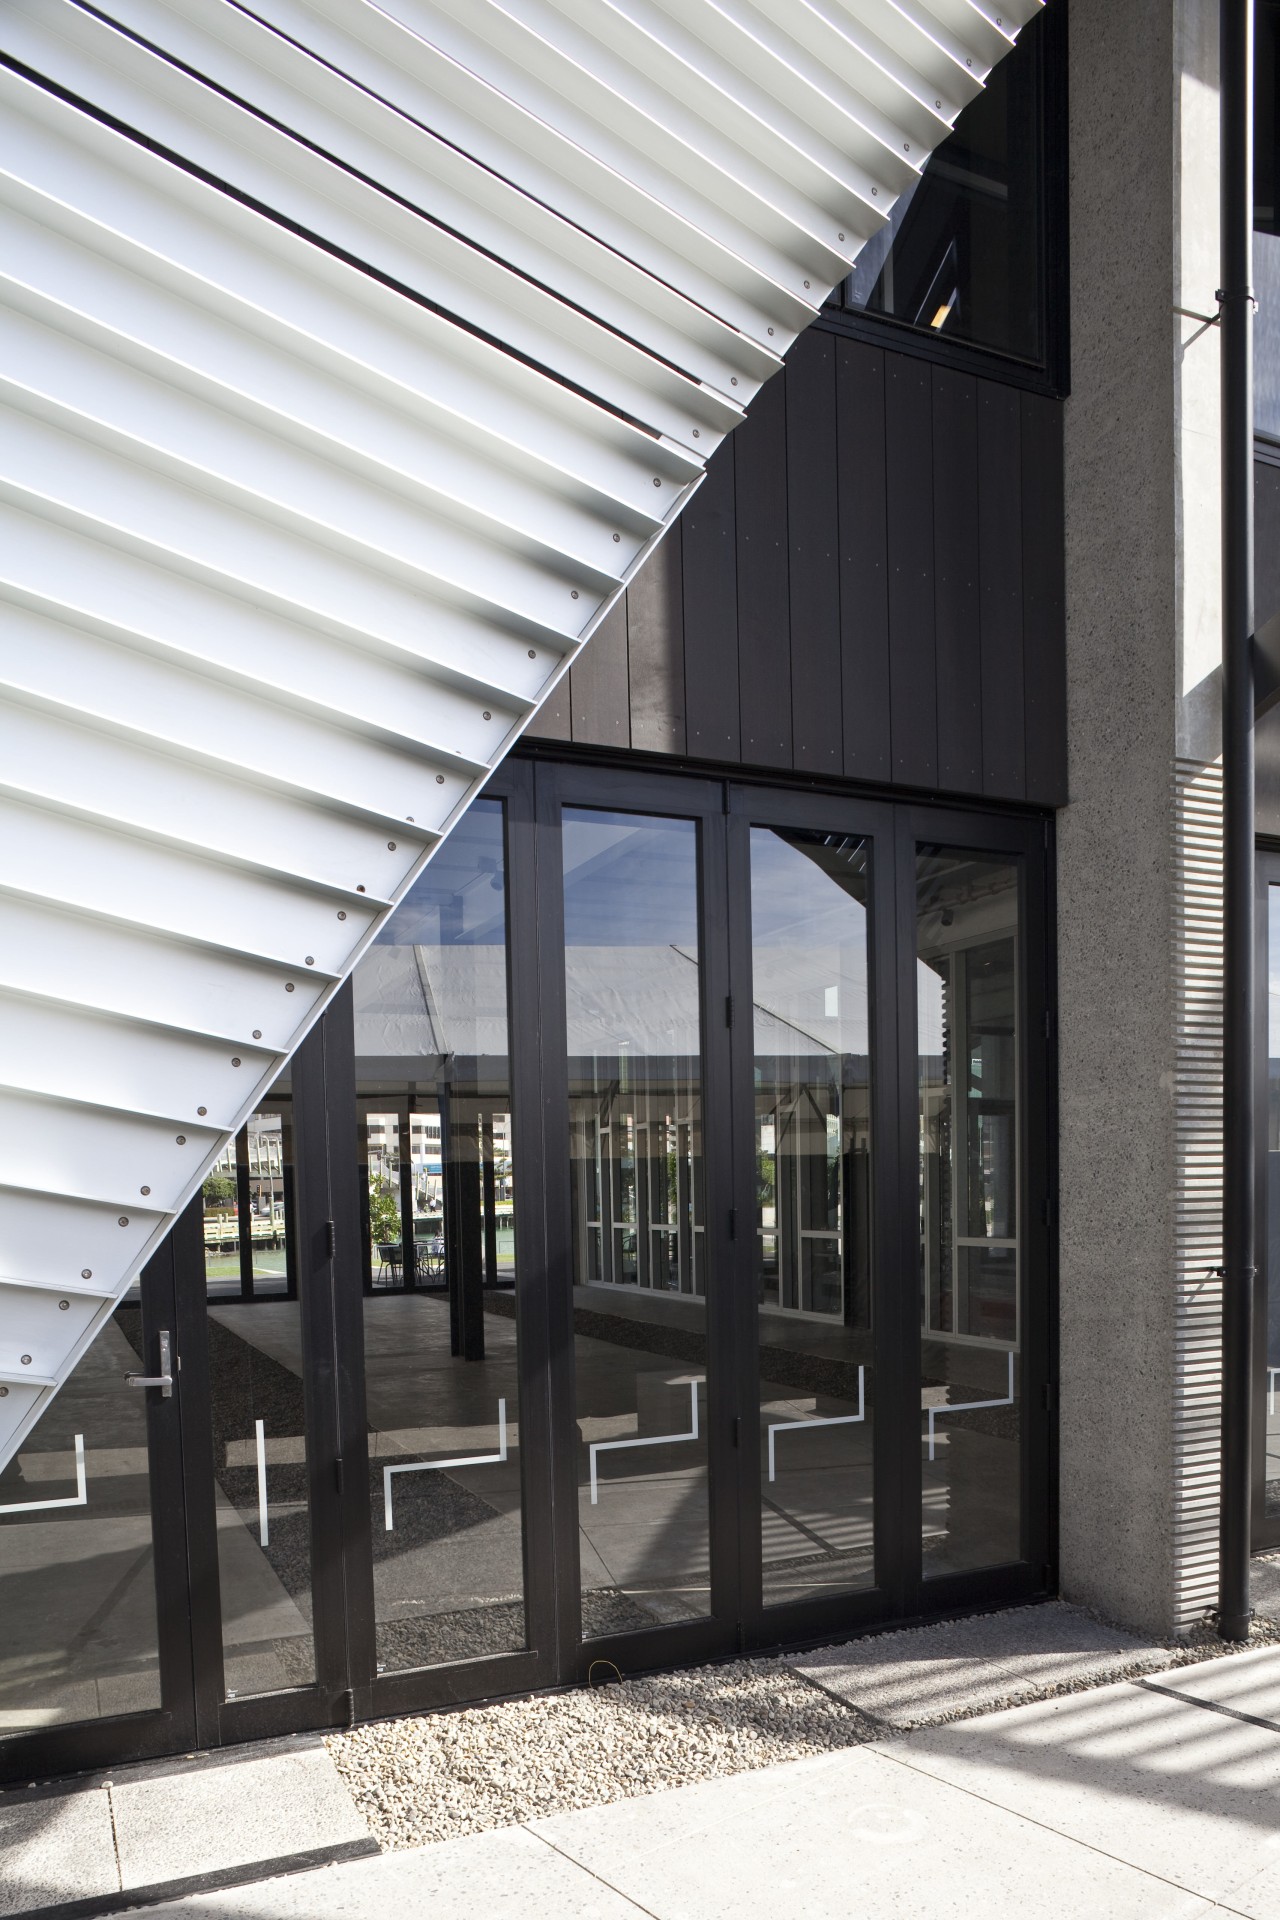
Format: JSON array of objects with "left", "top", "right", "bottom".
[{"left": 1058, "top": 0, "right": 1221, "bottom": 1635}]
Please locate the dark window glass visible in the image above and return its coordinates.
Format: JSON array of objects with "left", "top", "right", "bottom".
[
  {"left": 834, "top": 17, "right": 1045, "bottom": 365},
  {"left": 1257, "top": 4, "right": 1280, "bottom": 438}
]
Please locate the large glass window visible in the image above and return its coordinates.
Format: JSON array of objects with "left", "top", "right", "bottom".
[
  {"left": 750, "top": 828, "right": 874, "bottom": 1609},
  {"left": 917, "top": 852, "right": 1022, "bottom": 1576},
  {"left": 1264, "top": 884, "right": 1280, "bottom": 1529},
  {"left": 834, "top": 15, "right": 1046, "bottom": 365},
  {"left": 0, "top": 1301, "right": 162, "bottom": 1731},
  {"left": 565, "top": 810, "right": 711, "bottom": 1635},
  {"left": 352, "top": 797, "right": 525, "bottom": 1674},
  {"left": 1257, "top": 3, "right": 1280, "bottom": 439}
]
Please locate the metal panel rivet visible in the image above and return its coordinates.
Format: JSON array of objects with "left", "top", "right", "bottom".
[
  {"left": 967, "top": 58, "right": 972, "bottom": 66},
  {"left": 904, "top": 144, "right": 910, "bottom": 152},
  {"left": 936, "top": 100, "right": 942, "bottom": 109},
  {"left": 198, "top": 1107, "right": 207, "bottom": 1116},
  {"left": 804, "top": 280, "right": 811, "bottom": 289},
  {"left": 305, "top": 957, "right": 315, "bottom": 967},
  {"left": 528, "top": 649, "right": 537, "bottom": 659},
  {"left": 252, "top": 1031, "right": 262, "bottom": 1040},
  {"left": 768, "top": 327, "right": 774, "bottom": 336},
  {"left": 140, "top": 1186, "right": 150, "bottom": 1196},
  {"left": 690, "top": 430, "right": 699, "bottom": 440},
  {"left": 872, "top": 187, "right": 878, "bottom": 195},
  {"left": 59, "top": 1301, "right": 69, "bottom": 1311},
  {"left": 232, "top": 1057, "right": 242, "bottom": 1066},
  {"left": 21, "top": 1356, "right": 31, "bottom": 1366},
  {"left": 387, "top": 841, "right": 397, "bottom": 851},
  {"left": 337, "top": 910, "right": 347, "bottom": 921},
  {"left": 285, "top": 983, "right": 295, "bottom": 992},
  {"left": 118, "top": 1217, "right": 129, "bottom": 1227},
  {"left": 652, "top": 477, "right": 661, "bottom": 487},
  {"left": 571, "top": 589, "right": 579, "bottom": 599},
  {"left": 81, "top": 1270, "right": 92, "bottom": 1280},
  {"left": 0, "top": 1387, "right": 8, "bottom": 1398},
  {"left": 435, "top": 775, "right": 445, "bottom": 785},
  {"left": 838, "top": 232, "right": 845, "bottom": 242},
  {"left": 176, "top": 1135, "right": 186, "bottom": 1145},
  {"left": 406, "top": 816, "right": 414, "bottom": 823},
  {"left": 482, "top": 711, "right": 491, "bottom": 721},
  {"left": 731, "top": 376, "right": 738, "bottom": 385},
  {"left": 613, "top": 531, "right": 621, "bottom": 539}
]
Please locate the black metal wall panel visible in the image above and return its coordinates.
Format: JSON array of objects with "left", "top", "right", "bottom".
[
  {"left": 932, "top": 368, "right": 983, "bottom": 796},
  {"left": 837, "top": 340, "right": 892, "bottom": 786},
  {"left": 786, "top": 329, "right": 842, "bottom": 775},
  {"left": 735, "top": 371, "right": 793, "bottom": 769},
  {"left": 1251, "top": 458, "right": 1280, "bottom": 835},
  {"left": 1020, "top": 393, "right": 1069, "bottom": 808},
  {"left": 978, "top": 384, "right": 1027, "bottom": 801},
  {"left": 530, "top": 329, "right": 1067, "bottom": 810},
  {"left": 681, "top": 445, "right": 741, "bottom": 764},
  {"left": 627, "top": 523, "right": 686, "bottom": 756},
  {"left": 885, "top": 355, "right": 938, "bottom": 790}
]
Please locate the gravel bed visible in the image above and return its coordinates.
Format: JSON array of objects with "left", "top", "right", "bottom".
[
  {"left": 327, "top": 1606, "right": 1280, "bottom": 1854},
  {"left": 327, "top": 1657, "right": 878, "bottom": 1850}
]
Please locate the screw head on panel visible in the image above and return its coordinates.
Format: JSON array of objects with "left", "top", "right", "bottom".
[
  {"left": 613, "top": 531, "right": 621, "bottom": 539},
  {"left": 528, "top": 650, "right": 537, "bottom": 659},
  {"left": 198, "top": 1107, "right": 207, "bottom": 1116},
  {"left": 571, "top": 590, "right": 579, "bottom": 600},
  {"left": 176, "top": 1135, "right": 186, "bottom": 1145},
  {"left": 387, "top": 841, "right": 397, "bottom": 851},
  {"left": 482, "top": 712, "right": 491, "bottom": 721},
  {"left": 20, "top": 1356, "right": 31, "bottom": 1366},
  {"left": 118, "top": 1217, "right": 129, "bottom": 1227},
  {"left": 58, "top": 1300, "right": 69, "bottom": 1311},
  {"left": 285, "top": 984, "right": 295, "bottom": 993},
  {"left": 81, "top": 1270, "right": 92, "bottom": 1280},
  {"left": 435, "top": 776, "right": 445, "bottom": 786},
  {"left": 232, "top": 1057, "right": 242, "bottom": 1066},
  {"left": 252, "top": 1030, "right": 262, "bottom": 1040},
  {"left": 337, "top": 911, "right": 347, "bottom": 921},
  {"left": 141, "top": 1186, "right": 150, "bottom": 1197},
  {"left": 0, "top": 1387, "right": 8, "bottom": 1398},
  {"left": 731, "top": 376, "right": 738, "bottom": 385},
  {"left": 304, "top": 958, "right": 314, "bottom": 967}
]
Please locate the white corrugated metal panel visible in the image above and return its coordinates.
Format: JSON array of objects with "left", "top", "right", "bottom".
[{"left": 0, "top": 0, "right": 1037, "bottom": 1466}]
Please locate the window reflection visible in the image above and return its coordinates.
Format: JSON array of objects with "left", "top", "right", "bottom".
[
  {"left": 918, "top": 851, "right": 1022, "bottom": 1576},
  {"left": 837, "top": 17, "right": 1045, "bottom": 364},
  {"left": 750, "top": 828, "right": 875, "bottom": 1609}
]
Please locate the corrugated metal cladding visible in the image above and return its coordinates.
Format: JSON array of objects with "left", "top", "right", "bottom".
[{"left": 0, "top": 0, "right": 1040, "bottom": 1466}]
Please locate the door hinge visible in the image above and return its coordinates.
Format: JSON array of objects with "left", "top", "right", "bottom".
[
  {"left": 325, "top": 1219, "right": 337, "bottom": 1259},
  {"left": 334, "top": 1455, "right": 345, "bottom": 1494}
]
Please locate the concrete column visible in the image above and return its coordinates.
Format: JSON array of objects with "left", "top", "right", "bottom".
[{"left": 1058, "top": 0, "right": 1223, "bottom": 1635}]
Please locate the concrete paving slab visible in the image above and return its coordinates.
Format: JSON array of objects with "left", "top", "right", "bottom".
[
  {"left": 0, "top": 1786, "right": 118, "bottom": 1915},
  {"left": 789, "top": 1600, "right": 1166, "bottom": 1726},
  {"left": 110, "top": 1742, "right": 370, "bottom": 1887},
  {"left": 1140, "top": 1644, "right": 1280, "bottom": 1725},
  {"left": 110, "top": 1825, "right": 647, "bottom": 1919},
  {"left": 529, "top": 1745, "right": 1213, "bottom": 1920},
  {"left": 884, "top": 1677, "right": 1280, "bottom": 1910}
]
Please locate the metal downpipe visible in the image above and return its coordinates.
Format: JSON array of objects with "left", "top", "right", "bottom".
[{"left": 1219, "top": 0, "right": 1256, "bottom": 1644}]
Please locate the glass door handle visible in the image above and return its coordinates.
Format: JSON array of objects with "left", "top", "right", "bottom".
[{"left": 125, "top": 1329, "right": 174, "bottom": 1398}]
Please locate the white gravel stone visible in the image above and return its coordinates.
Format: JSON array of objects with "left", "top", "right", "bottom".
[{"left": 327, "top": 1658, "right": 875, "bottom": 1851}]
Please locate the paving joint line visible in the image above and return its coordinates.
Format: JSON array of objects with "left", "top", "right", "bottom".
[
  {"left": 525, "top": 1822, "right": 664, "bottom": 1920},
  {"left": 866, "top": 1739, "right": 1242, "bottom": 1907}
]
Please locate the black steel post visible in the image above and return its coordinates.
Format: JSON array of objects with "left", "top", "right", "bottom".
[{"left": 1220, "top": 0, "right": 1256, "bottom": 1642}]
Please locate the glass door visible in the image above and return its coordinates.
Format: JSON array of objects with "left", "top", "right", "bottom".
[{"left": 0, "top": 1223, "right": 197, "bottom": 1782}]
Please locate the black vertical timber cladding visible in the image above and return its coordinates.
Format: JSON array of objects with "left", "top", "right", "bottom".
[
  {"left": 736, "top": 369, "right": 792, "bottom": 767},
  {"left": 1020, "top": 393, "right": 1068, "bottom": 806},
  {"left": 932, "top": 368, "right": 983, "bottom": 794},
  {"left": 682, "top": 439, "right": 741, "bottom": 761},
  {"left": 627, "top": 521, "right": 686, "bottom": 754},
  {"left": 569, "top": 598, "right": 629, "bottom": 748},
  {"left": 885, "top": 355, "right": 937, "bottom": 788},
  {"left": 837, "top": 340, "right": 891, "bottom": 785},
  {"left": 525, "top": 331, "right": 1065, "bottom": 809},
  {"left": 786, "top": 330, "right": 842, "bottom": 773},
  {"left": 977, "top": 383, "right": 1026, "bottom": 800}
]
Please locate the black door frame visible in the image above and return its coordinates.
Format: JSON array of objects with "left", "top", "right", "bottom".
[{"left": 0, "top": 759, "right": 1055, "bottom": 1783}]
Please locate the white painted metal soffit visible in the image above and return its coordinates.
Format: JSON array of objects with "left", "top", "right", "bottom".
[{"left": 0, "top": 0, "right": 1039, "bottom": 1465}]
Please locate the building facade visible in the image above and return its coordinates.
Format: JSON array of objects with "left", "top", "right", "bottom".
[{"left": 0, "top": 0, "right": 1272, "bottom": 1783}]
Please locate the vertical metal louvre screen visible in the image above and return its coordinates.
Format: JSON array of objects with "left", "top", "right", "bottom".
[{"left": 0, "top": 0, "right": 1038, "bottom": 1467}]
